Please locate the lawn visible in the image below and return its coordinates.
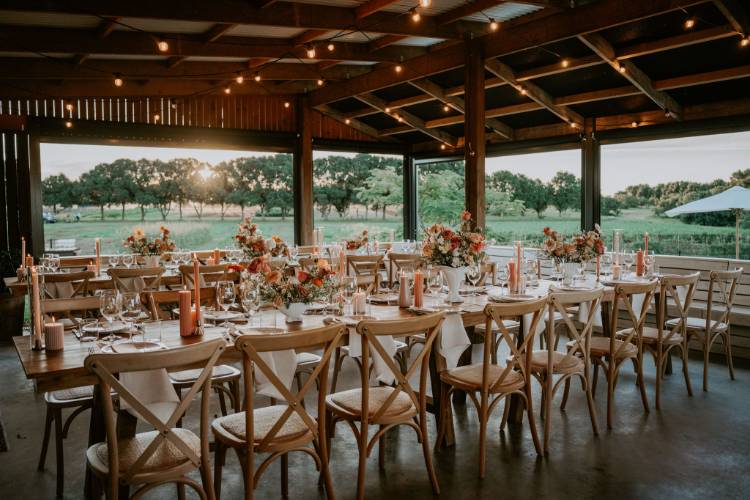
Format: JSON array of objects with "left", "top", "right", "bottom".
[{"left": 43, "top": 206, "right": 747, "bottom": 259}]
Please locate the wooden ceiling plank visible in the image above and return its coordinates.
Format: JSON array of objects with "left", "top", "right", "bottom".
[
  {"left": 166, "top": 56, "right": 186, "bottom": 68},
  {"left": 72, "top": 54, "right": 89, "bottom": 65},
  {"left": 617, "top": 24, "right": 736, "bottom": 59},
  {"left": 314, "top": 103, "right": 397, "bottom": 142},
  {"left": 485, "top": 57, "right": 584, "bottom": 126},
  {"left": 356, "top": 92, "right": 458, "bottom": 146},
  {"left": 203, "top": 23, "right": 237, "bottom": 42},
  {"left": 96, "top": 16, "right": 120, "bottom": 38},
  {"left": 369, "top": 35, "right": 408, "bottom": 52},
  {"left": 293, "top": 29, "right": 332, "bottom": 46},
  {"left": 712, "top": 0, "right": 750, "bottom": 35},
  {"left": 579, "top": 32, "right": 683, "bottom": 119},
  {"left": 356, "top": 0, "right": 401, "bottom": 21},
  {"left": 437, "top": 0, "right": 507, "bottom": 25}
]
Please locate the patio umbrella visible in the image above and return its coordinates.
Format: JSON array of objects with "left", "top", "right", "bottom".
[{"left": 665, "top": 185, "right": 750, "bottom": 259}]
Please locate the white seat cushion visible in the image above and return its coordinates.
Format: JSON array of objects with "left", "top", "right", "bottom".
[
  {"left": 47, "top": 385, "right": 94, "bottom": 403},
  {"left": 296, "top": 351, "right": 321, "bottom": 365},
  {"left": 169, "top": 364, "right": 239, "bottom": 383},
  {"left": 665, "top": 317, "right": 728, "bottom": 332}
]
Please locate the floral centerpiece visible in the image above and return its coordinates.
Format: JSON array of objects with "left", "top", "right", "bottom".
[
  {"left": 573, "top": 226, "right": 605, "bottom": 262},
  {"left": 541, "top": 226, "right": 604, "bottom": 263},
  {"left": 540, "top": 227, "right": 574, "bottom": 264},
  {"left": 345, "top": 230, "right": 368, "bottom": 251},
  {"left": 421, "top": 211, "right": 485, "bottom": 302},
  {"left": 268, "top": 235, "right": 290, "bottom": 258},
  {"left": 235, "top": 217, "right": 267, "bottom": 258},
  {"left": 259, "top": 259, "right": 336, "bottom": 321},
  {"left": 123, "top": 226, "right": 176, "bottom": 256}
]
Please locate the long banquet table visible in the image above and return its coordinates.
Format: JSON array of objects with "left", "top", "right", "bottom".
[{"left": 13, "top": 280, "right": 628, "bottom": 498}]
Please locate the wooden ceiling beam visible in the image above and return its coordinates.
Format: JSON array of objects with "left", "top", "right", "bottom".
[
  {"left": 166, "top": 56, "right": 186, "bottom": 69},
  {"left": 314, "top": 104, "right": 398, "bottom": 142},
  {"left": 369, "top": 35, "right": 408, "bottom": 52},
  {"left": 579, "top": 32, "right": 683, "bottom": 119},
  {"left": 293, "top": 29, "right": 332, "bottom": 46},
  {"left": 257, "top": 0, "right": 279, "bottom": 8},
  {"left": 485, "top": 57, "right": 584, "bottom": 127},
  {"left": 6, "top": 0, "right": 480, "bottom": 39},
  {"left": 0, "top": 25, "right": 425, "bottom": 64},
  {"left": 356, "top": 92, "right": 458, "bottom": 146},
  {"left": 712, "top": 0, "right": 750, "bottom": 35},
  {"left": 72, "top": 54, "right": 89, "bottom": 65},
  {"left": 409, "top": 78, "right": 514, "bottom": 139},
  {"left": 96, "top": 17, "right": 120, "bottom": 39},
  {"left": 356, "top": 0, "right": 401, "bottom": 21},
  {"left": 436, "top": 0, "right": 507, "bottom": 25},
  {"left": 203, "top": 23, "right": 237, "bottom": 43},
  {"left": 310, "top": 0, "right": 705, "bottom": 106}
]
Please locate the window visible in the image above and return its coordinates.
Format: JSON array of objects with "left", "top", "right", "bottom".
[
  {"left": 40, "top": 143, "right": 294, "bottom": 255},
  {"left": 601, "top": 131, "right": 750, "bottom": 258},
  {"left": 484, "top": 149, "right": 581, "bottom": 245},
  {"left": 417, "top": 159, "right": 465, "bottom": 230},
  {"left": 312, "top": 151, "right": 403, "bottom": 243}
]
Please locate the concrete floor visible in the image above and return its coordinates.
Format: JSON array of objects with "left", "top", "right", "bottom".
[{"left": 0, "top": 342, "right": 748, "bottom": 500}]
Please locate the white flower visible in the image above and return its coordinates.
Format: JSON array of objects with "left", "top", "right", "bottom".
[{"left": 451, "top": 257, "right": 461, "bottom": 267}]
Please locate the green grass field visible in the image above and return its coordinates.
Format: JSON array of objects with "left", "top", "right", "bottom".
[{"left": 43, "top": 206, "right": 747, "bottom": 258}]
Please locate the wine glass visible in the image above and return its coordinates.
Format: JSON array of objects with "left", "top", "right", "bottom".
[
  {"left": 496, "top": 266, "right": 508, "bottom": 296},
  {"left": 465, "top": 263, "right": 481, "bottom": 300},
  {"left": 427, "top": 268, "right": 443, "bottom": 303},
  {"left": 342, "top": 276, "right": 357, "bottom": 315},
  {"left": 241, "top": 285, "right": 260, "bottom": 327},
  {"left": 216, "top": 281, "right": 236, "bottom": 329},
  {"left": 49, "top": 254, "right": 60, "bottom": 273},
  {"left": 121, "top": 253, "right": 134, "bottom": 269},
  {"left": 289, "top": 245, "right": 299, "bottom": 263},
  {"left": 601, "top": 253, "right": 612, "bottom": 277},
  {"left": 98, "top": 290, "right": 122, "bottom": 343},
  {"left": 108, "top": 254, "right": 119, "bottom": 269},
  {"left": 120, "top": 292, "right": 143, "bottom": 341},
  {"left": 623, "top": 251, "right": 635, "bottom": 277}
]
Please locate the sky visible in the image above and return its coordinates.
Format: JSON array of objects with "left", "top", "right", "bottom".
[{"left": 41, "top": 130, "right": 750, "bottom": 195}]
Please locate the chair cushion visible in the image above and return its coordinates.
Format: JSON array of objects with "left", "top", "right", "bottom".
[
  {"left": 215, "top": 405, "right": 312, "bottom": 443},
  {"left": 296, "top": 351, "right": 321, "bottom": 366},
  {"left": 529, "top": 350, "right": 583, "bottom": 374},
  {"left": 88, "top": 428, "right": 200, "bottom": 474},
  {"left": 474, "top": 319, "right": 520, "bottom": 334},
  {"left": 636, "top": 326, "right": 684, "bottom": 344},
  {"left": 665, "top": 317, "right": 728, "bottom": 332},
  {"left": 440, "top": 363, "right": 524, "bottom": 393},
  {"left": 47, "top": 385, "right": 95, "bottom": 403},
  {"left": 328, "top": 386, "right": 414, "bottom": 418},
  {"left": 582, "top": 337, "right": 637, "bottom": 358},
  {"left": 168, "top": 364, "right": 240, "bottom": 383}
]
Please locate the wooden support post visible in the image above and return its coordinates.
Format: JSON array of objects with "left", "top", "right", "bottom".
[
  {"left": 294, "top": 96, "right": 314, "bottom": 246},
  {"left": 402, "top": 153, "right": 417, "bottom": 241},
  {"left": 464, "top": 39, "right": 486, "bottom": 230},
  {"left": 581, "top": 118, "right": 600, "bottom": 231}
]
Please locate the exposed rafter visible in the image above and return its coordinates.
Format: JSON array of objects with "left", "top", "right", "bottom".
[
  {"left": 96, "top": 16, "right": 120, "bottom": 39},
  {"left": 356, "top": 92, "right": 458, "bottom": 146},
  {"left": 315, "top": 104, "right": 397, "bottom": 142},
  {"left": 356, "top": 0, "right": 401, "bottom": 20},
  {"left": 437, "top": 0, "right": 507, "bottom": 25},
  {"left": 203, "top": 23, "right": 237, "bottom": 42},
  {"left": 579, "top": 32, "right": 683, "bottom": 119},
  {"left": 713, "top": 0, "right": 750, "bottom": 35},
  {"left": 369, "top": 35, "right": 408, "bottom": 52}
]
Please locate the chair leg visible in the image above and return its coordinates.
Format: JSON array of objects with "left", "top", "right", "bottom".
[
  {"left": 682, "top": 344, "right": 693, "bottom": 397},
  {"left": 525, "top": 386, "right": 542, "bottom": 456},
  {"left": 177, "top": 482, "right": 186, "bottom": 500},
  {"left": 53, "top": 408, "right": 64, "bottom": 498},
  {"left": 295, "top": 373, "right": 306, "bottom": 409},
  {"left": 703, "top": 337, "right": 710, "bottom": 392},
  {"left": 543, "top": 374, "right": 553, "bottom": 454},
  {"left": 331, "top": 347, "right": 343, "bottom": 394},
  {"left": 499, "top": 396, "right": 511, "bottom": 431},
  {"left": 435, "top": 385, "right": 451, "bottom": 449},
  {"left": 560, "top": 378, "right": 571, "bottom": 410},
  {"left": 478, "top": 397, "right": 488, "bottom": 478},
  {"left": 356, "top": 421, "right": 368, "bottom": 500},
  {"left": 724, "top": 332, "right": 735, "bottom": 381},
  {"left": 655, "top": 348, "right": 663, "bottom": 411},
  {"left": 214, "top": 441, "right": 227, "bottom": 500},
  {"left": 592, "top": 362, "right": 599, "bottom": 398},
  {"left": 636, "top": 355, "right": 649, "bottom": 413},
  {"left": 419, "top": 415, "right": 440, "bottom": 494},
  {"left": 583, "top": 373, "right": 599, "bottom": 436},
  {"left": 281, "top": 453, "right": 289, "bottom": 497},
  {"left": 606, "top": 363, "right": 615, "bottom": 429},
  {"left": 317, "top": 436, "right": 336, "bottom": 500},
  {"left": 200, "top": 453, "right": 215, "bottom": 500},
  {"left": 378, "top": 425, "right": 386, "bottom": 470},
  {"left": 230, "top": 380, "right": 241, "bottom": 412},
  {"left": 38, "top": 405, "right": 54, "bottom": 471},
  {"left": 217, "top": 386, "right": 228, "bottom": 416}
]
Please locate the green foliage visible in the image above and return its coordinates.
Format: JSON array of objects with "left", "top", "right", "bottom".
[
  {"left": 418, "top": 170, "right": 464, "bottom": 223},
  {"left": 487, "top": 170, "right": 551, "bottom": 218},
  {"left": 486, "top": 188, "right": 525, "bottom": 216},
  {"left": 601, "top": 196, "right": 622, "bottom": 216},
  {"left": 42, "top": 174, "right": 77, "bottom": 212},
  {"left": 355, "top": 167, "right": 403, "bottom": 219},
  {"left": 549, "top": 171, "right": 581, "bottom": 215}
]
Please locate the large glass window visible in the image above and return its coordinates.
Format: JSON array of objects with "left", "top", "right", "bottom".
[
  {"left": 417, "top": 159, "right": 465, "bottom": 230},
  {"left": 602, "top": 131, "right": 750, "bottom": 258},
  {"left": 312, "top": 151, "right": 403, "bottom": 243},
  {"left": 484, "top": 149, "right": 581, "bottom": 245},
  {"left": 40, "top": 143, "right": 294, "bottom": 255}
]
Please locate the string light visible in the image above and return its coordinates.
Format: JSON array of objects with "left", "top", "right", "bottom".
[
  {"left": 519, "top": 88, "right": 527, "bottom": 96},
  {"left": 561, "top": 58, "right": 570, "bottom": 68},
  {"left": 157, "top": 39, "right": 169, "bottom": 52},
  {"left": 327, "top": 42, "right": 335, "bottom": 52},
  {"left": 113, "top": 74, "right": 123, "bottom": 87},
  {"left": 236, "top": 74, "right": 244, "bottom": 84},
  {"left": 153, "top": 113, "right": 160, "bottom": 122},
  {"left": 65, "top": 102, "right": 73, "bottom": 112},
  {"left": 570, "top": 122, "right": 579, "bottom": 129},
  {"left": 631, "top": 121, "right": 638, "bottom": 128},
  {"left": 443, "top": 105, "right": 450, "bottom": 112},
  {"left": 396, "top": 115, "right": 403, "bottom": 122},
  {"left": 385, "top": 107, "right": 391, "bottom": 113},
  {"left": 489, "top": 19, "right": 499, "bottom": 32},
  {"left": 224, "top": 86, "right": 231, "bottom": 94},
  {"left": 684, "top": 17, "right": 695, "bottom": 29},
  {"left": 317, "top": 78, "right": 324, "bottom": 86},
  {"left": 284, "top": 101, "right": 290, "bottom": 108},
  {"left": 65, "top": 121, "right": 72, "bottom": 128},
  {"left": 306, "top": 45, "right": 316, "bottom": 59},
  {"left": 345, "top": 118, "right": 351, "bottom": 124},
  {"left": 395, "top": 64, "right": 403, "bottom": 73},
  {"left": 440, "top": 144, "right": 446, "bottom": 150},
  {"left": 411, "top": 8, "right": 421, "bottom": 22},
  {"left": 618, "top": 64, "right": 627, "bottom": 74},
  {"left": 419, "top": 0, "right": 431, "bottom": 7},
  {"left": 741, "top": 36, "right": 749, "bottom": 47},
  {"left": 254, "top": 73, "right": 261, "bottom": 82}
]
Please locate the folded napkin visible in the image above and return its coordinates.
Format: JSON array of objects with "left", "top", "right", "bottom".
[
  {"left": 119, "top": 369, "right": 180, "bottom": 424},
  {"left": 348, "top": 329, "right": 397, "bottom": 385},
  {"left": 254, "top": 349, "right": 298, "bottom": 400},
  {"left": 439, "top": 313, "right": 470, "bottom": 369}
]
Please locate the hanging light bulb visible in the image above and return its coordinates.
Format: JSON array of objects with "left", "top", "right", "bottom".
[
  {"left": 396, "top": 115, "right": 403, "bottom": 122},
  {"left": 489, "top": 19, "right": 499, "bottom": 32},
  {"left": 306, "top": 45, "right": 316, "bottom": 59},
  {"left": 411, "top": 8, "right": 421, "bottom": 22},
  {"left": 561, "top": 58, "right": 570, "bottom": 68},
  {"left": 345, "top": 118, "right": 351, "bottom": 124},
  {"left": 385, "top": 107, "right": 391, "bottom": 113},
  {"left": 170, "top": 99, "right": 177, "bottom": 109},
  {"left": 519, "top": 87, "right": 527, "bottom": 96},
  {"left": 684, "top": 17, "right": 695, "bottom": 29},
  {"left": 618, "top": 64, "right": 626, "bottom": 74},
  {"left": 741, "top": 36, "right": 749, "bottom": 47},
  {"left": 254, "top": 73, "right": 261, "bottom": 82},
  {"left": 419, "top": 0, "right": 431, "bottom": 7},
  {"left": 153, "top": 113, "right": 160, "bottom": 122},
  {"left": 631, "top": 121, "right": 638, "bottom": 128},
  {"left": 65, "top": 121, "right": 73, "bottom": 128},
  {"left": 157, "top": 39, "right": 169, "bottom": 52},
  {"left": 236, "top": 74, "right": 244, "bottom": 84},
  {"left": 327, "top": 42, "right": 335, "bottom": 52},
  {"left": 440, "top": 144, "right": 446, "bottom": 150},
  {"left": 65, "top": 102, "right": 73, "bottom": 112},
  {"left": 224, "top": 86, "right": 231, "bottom": 94},
  {"left": 113, "top": 74, "right": 123, "bottom": 87},
  {"left": 317, "top": 78, "right": 324, "bottom": 86},
  {"left": 284, "top": 101, "right": 290, "bottom": 108},
  {"left": 570, "top": 122, "right": 579, "bottom": 129},
  {"left": 443, "top": 105, "right": 450, "bottom": 112},
  {"left": 395, "top": 64, "right": 403, "bottom": 73}
]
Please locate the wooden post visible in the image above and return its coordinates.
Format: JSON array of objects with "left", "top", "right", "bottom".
[
  {"left": 293, "top": 96, "right": 314, "bottom": 246},
  {"left": 464, "top": 38, "right": 486, "bottom": 230},
  {"left": 581, "top": 117, "right": 600, "bottom": 231},
  {"left": 402, "top": 152, "right": 417, "bottom": 240}
]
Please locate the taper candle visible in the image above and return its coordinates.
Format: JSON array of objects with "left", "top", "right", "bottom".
[
  {"left": 94, "top": 238, "right": 101, "bottom": 276},
  {"left": 413, "top": 270, "right": 424, "bottom": 308},
  {"left": 20, "top": 237, "right": 25, "bottom": 270},
  {"left": 193, "top": 255, "right": 202, "bottom": 325}
]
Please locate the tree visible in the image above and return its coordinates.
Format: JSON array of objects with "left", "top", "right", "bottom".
[
  {"left": 42, "top": 174, "right": 76, "bottom": 213},
  {"left": 487, "top": 170, "right": 550, "bottom": 218},
  {"left": 133, "top": 159, "right": 157, "bottom": 222},
  {"left": 107, "top": 159, "right": 138, "bottom": 220},
  {"left": 207, "top": 162, "right": 233, "bottom": 220},
  {"left": 151, "top": 159, "right": 181, "bottom": 220},
  {"left": 549, "top": 171, "right": 580, "bottom": 215},
  {"left": 355, "top": 168, "right": 403, "bottom": 219},
  {"left": 601, "top": 196, "right": 622, "bottom": 216},
  {"left": 486, "top": 188, "right": 525, "bottom": 216},
  {"left": 79, "top": 164, "right": 112, "bottom": 220},
  {"left": 186, "top": 163, "right": 212, "bottom": 219},
  {"left": 166, "top": 158, "right": 202, "bottom": 220},
  {"left": 225, "top": 158, "right": 261, "bottom": 218},
  {"left": 418, "top": 170, "right": 464, "bottom": 223}
]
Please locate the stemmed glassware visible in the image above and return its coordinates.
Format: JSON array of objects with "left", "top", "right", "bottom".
[
  {"left": 108, "top": 254, "right": 119, "bottom": 269},
  {"left": 427, "top": 267, "right": 443, "bottom": 304},
  {"left": 216, "top": 280, "right": 236, "bottom": 330},
  {"left": 601, "top": 253, "right": 612, "bottom": 278},
  {"left": 120, "top": 292, "right": 143, "bottom": 342},
  {"left": 289, "top": 245, "right": 299, "bottom": 263},
  {"left": 623, "top": 251, "right": 635, "bottom": 277},
  {"left": 121, "top": 253, "right": 135, "bottom": 269},
  {"left": 240, "top": 284, "right": 260, "bottom": 327},
  {"left": 496, "top": 265, "right": 508, "bottom": 296},
  {"left": 342, "top": 276, "right": 357, "bottom": 315},
  {"left": 98, "top": 289, "right": 122, "bottom": 343}
]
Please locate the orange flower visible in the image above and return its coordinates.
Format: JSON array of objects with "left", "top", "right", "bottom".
[
  {"left": 265, "top": 270, "right": 282, "bottom": 284},
  {"left": 312, "top": 278, "right": 324, "bottom": 287},
  {"left": 460, "top": 210, "right": 472, "bottom": 221}
]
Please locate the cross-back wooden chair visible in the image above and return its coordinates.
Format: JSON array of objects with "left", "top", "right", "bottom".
[
  {"left": 179, "top": 264, "right": 234, "bottom": 288},
  {"left": 107, "top": 267, "right": 165, "bottom": 293},
  {"left": 476, "top": 261, "right": 497, "bottom": 286},
  {"left": 297, "top": 257, "right": 319, "bottom": 273},
  {"left": 145, "top": 288, "right": 217, "bottom": 321},
  {"left": 37, "top": 295, "right": 102, "bottom": 497},
  {"left": 212, "top": 323, "right": 345, "bottom": 500},
  {"left": 437, "top": 298, "right": 545, "bottom": 477},
  {"left": 597, "top": 280, "right": 657, "bottom": 429},
  {"left": 347, "top": 254, "right": 383, "bottom": 290},
  {"left": 42, "top": 270, "right": 95, "bottom": 299},
  {"left": 386, "top": 252, "right": 423, "bottom": 287},
  {"left": 666, "top": 268, "right": 742, "bottom": 391},
  {"left": 637, "top": 272, "right": 700, "bottom": 409},
  {"left": 533, "top": 288, "right": 602, "bottom": 452},
  {"left": 326, "top": 313, "right": 444, "bottom": 499},
  {"left": 84, "top": 338, "right": 226, "bottom": 500}
]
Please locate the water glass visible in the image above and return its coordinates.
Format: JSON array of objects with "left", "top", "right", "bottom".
[
  {"left": 77, "top": 318, "right": 99, "bottom": 343},
  {"left": 141, "top": 320, "right": 163, "bottom": 345},
  {"left": 216, "top": 281, "right": 236, "bottom": 328},
  {"left": 121, "top": 253, "right": 135, "bottom": 268}
]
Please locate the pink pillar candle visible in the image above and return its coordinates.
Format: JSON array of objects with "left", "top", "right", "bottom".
[
  {"left": 338, "top": 249, "right": 346, "bottom": 278},
  {"left": 644, "top": 232, "right": 649, "bottom": 256},
  {"left": 44, "top": 318, "right": 65, "bottom": 351},
  {"left": 213, "top": 248, "right": 221, "bottom": 263},
  {"left": 31, "top": 266, "right": 43, "bottom": 346},
  {"left": 178, "top": 289, "right": 195, "bottom": 336}
]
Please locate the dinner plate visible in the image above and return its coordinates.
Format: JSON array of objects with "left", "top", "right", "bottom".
[
  {"left": 341, "top": 315, "right": 376, "bottom": 326},
  {"left": 409, "top": 304, "right": 461, "bottom": 315},
  {"left": 487, "top": 293, "right": 537, "bottom": 303},
  {"left": 459, "top": 285, "right": 487, "bottom": 295},
  {"left": 82, "top": 321, "right": 129, "bottom": 334},
  {"left": 232, "top": 326, "right": 285, "bottom": 337},
  {"left": 103, "top": 340, "right": 165, "bottom": 353},
  {"left": 554, "top": 284, "right": 603, "bottom": 292},
  {"left": 202, "top": 310, "right": 244, "bottom": 322},
  {"left": 368, "top": 293, "right": 399, "bottom": 304}
]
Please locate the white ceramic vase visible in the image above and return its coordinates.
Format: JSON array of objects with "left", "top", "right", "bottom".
[
  {"left": 144, "top": 255, "right": 160, "bottom": 267},
  {"left": 562, "top": 262, "right": 578, "bottom": 286},
  {"left": 438, "top": 265, "right": 467, "bottom": 303},
  {"left": 280, "top": 302, "right": 308, "bottom": 322}
]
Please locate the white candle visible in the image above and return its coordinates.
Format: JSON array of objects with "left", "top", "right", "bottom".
[
  {"left": 389, "top": 229, "right": 396, "bottom": 243},
  {"left": 44, "top": 317, "right": 65, "bottom": 351},
  {"left": 352, "top": 291, "right": 366, "bottom": 315},
  {"left": 20, "top": 237, "right": 25, "bottom": 269}
]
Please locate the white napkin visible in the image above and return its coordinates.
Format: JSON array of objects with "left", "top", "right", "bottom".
[
  {"left": 120, "top": 369, "right": 180, "bottom": 424},
  {"left": 348, "top": 329, "right": 397, "bottom": 385},
  {"left": 439, "top": 313, "right": 470, "bottom": 370},
  {"left": 254, "top": 350, "right": 298, "bottom": 400}
]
